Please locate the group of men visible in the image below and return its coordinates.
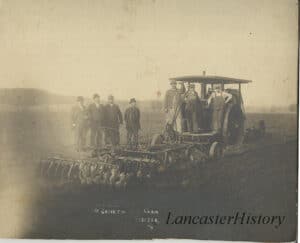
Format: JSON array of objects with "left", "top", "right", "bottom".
[
  {"left": 72, "top": 81, "right": 232, "bottom": 152},
  {"left": 71, "top": 94, "right": 140, "bottom": 152},
  {"left": 164, "top": 80, "right": 232, "bottom": 133}
]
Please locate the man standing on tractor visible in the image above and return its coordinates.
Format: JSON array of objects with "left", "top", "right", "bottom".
[
  {"left": 124, "top": 98, "right": 141, "bottom": 149},
  {"left": 207, "top": 85, "right": 232, "bottom": 133},
  {"left": 71, "top": 96, "right": 89, "bottom": 151},
  {"left": 164, "top": 80, "right": 185, "bottom": 133},
  {"left": 105, "top": 95, "right": 123, "bottom": 146},
  {"left": 184, "top": 83, "right": 201, "bottom": 132},
  {"left": 88, "top": 93, "right": 105, "bottom": 149}
]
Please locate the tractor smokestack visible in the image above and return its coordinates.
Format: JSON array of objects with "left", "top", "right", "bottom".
[{"left": 203, "top": 71, "right": 206, "bottom": 76}]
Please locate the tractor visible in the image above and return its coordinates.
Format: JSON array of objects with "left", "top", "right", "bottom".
[
  {"left": 149, "top": 75, "right": 251, "bottom": 161},
  {"left": 40, "top": 74, "right": 251, "bottom": 188}
]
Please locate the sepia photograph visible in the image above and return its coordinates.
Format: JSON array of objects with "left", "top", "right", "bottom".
[{"left": 0, "top": 0, "right": 298, "bottom": 241}]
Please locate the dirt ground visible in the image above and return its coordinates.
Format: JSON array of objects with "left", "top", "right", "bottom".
[{"left": 0, "top": 110, "right": 297, "bottom": 241}]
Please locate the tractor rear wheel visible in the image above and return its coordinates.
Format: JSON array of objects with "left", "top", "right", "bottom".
[{"left": 222, "top": 104, "right": 245, "bottom": 145}]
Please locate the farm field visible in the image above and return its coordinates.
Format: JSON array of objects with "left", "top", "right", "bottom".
[
  {"left": 0, "top": 109, "right": 296, "bottom": 151},
  {"left": 0, "top": 109, "right": 297, "bottom": 241}
]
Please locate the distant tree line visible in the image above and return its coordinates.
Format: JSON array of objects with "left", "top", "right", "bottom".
[
  {"left": 288, "top": 104, "right": 297, "bottom": 112},
  {"left": 0, "top": 88, "right": 74, "bottom": 106}
]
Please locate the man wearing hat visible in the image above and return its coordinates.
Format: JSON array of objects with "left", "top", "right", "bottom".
[
  {"left": 184, "top": 83, "right": 201, "bottom": 132},
  {"left": 124, "top": 98, "right": 141, "bottom": 149},
  {"left": 164, "top": 80, "right": 185, "bottom": 132},
  {"left": 88, "top": 93, "right": 105, "bottom": 149},
  {"left": 207, "top": 84, "right": 232, "bottom": 132},
  {"left": 71, "top": 96, "right": 89, "bottom": 151},
  {"left": 104, "top": 95, "right": 123, "bottom": 146}
]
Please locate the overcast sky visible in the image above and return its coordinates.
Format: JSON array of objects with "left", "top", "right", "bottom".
[{"left": 0, "top": 0, "right": 298, "bottom": 106}]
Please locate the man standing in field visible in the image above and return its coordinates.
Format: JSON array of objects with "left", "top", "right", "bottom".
[
  {"left": 105, "top": 95, "right": 123, "bottom": 146},
  {"left": 124, "top": 98, "right": 140, "bottom": 149},
  {"left": 164, "top": 80, "right": 185, "bottom": 132},
  {"left": 207, "top": 85, "right": 232, "bottom": 133},
  {"left": 71, "top": 96, "right": 89, "bottom": 151},
  {"left": 88, "top": 93, "right": 105, "bottom": 149},
  {"left": 184, "top": 83, "right": 201, "bottom": 132}
]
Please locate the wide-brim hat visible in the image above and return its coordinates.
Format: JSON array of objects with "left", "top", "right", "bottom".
[
  {"left": 93, "top": 93, "right": 100, "bottom": 99},
  {"left": 129, "top": 98, "right": 136, "bottom": 104}
]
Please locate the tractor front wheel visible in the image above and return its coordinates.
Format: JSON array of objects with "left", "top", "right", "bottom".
[
  {"left": 150, "top": 133, "right": 164, "bottom": 147},
  {"left": 209, "top": 142, "right": 223, "bottom": 160}
]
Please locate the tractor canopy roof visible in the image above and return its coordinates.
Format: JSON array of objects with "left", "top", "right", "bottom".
[{"left": 169, "top": 75, "right": 252, "bottom": 84}]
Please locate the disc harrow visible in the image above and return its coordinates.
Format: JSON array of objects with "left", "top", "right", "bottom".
[{"left": 39, "top": 140, "right": 213, "bottom": 189}]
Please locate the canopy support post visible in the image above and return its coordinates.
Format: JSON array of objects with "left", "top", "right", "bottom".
[{"left": 239, "top": 83, "right": 241, "bottom": 103}]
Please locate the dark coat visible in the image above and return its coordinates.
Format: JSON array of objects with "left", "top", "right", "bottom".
[
  {"left": 88, "top": 103, "right": 105, "bottom": 127},
  {"left": 185, "top": 91, "right": 201, "bottom": 114},
  {"left": 124, "top": 106, "right": 141, "bottom": 131},
  {"left": 104, "top": 104, "right": 123, "bottom": 128},
  {"left": 71, "top": 105, "right": 89, "bottom": 127}
]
